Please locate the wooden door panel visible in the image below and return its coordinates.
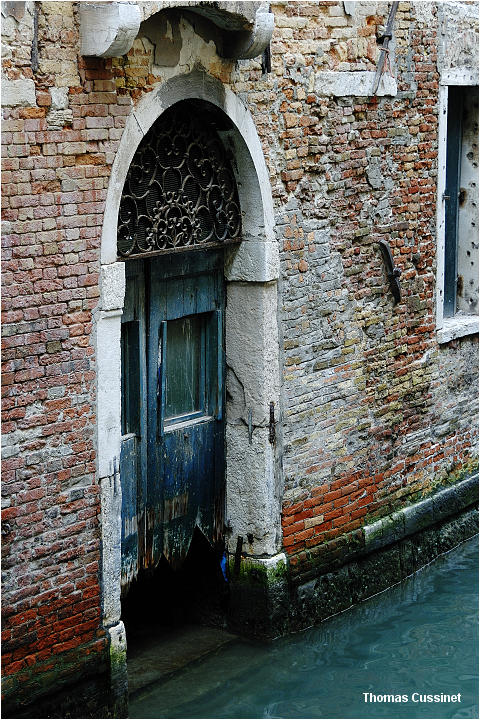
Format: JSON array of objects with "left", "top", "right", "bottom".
[
  {"left": 120, "top": 434, "right": 139, "bottom": 584},
  {"left": 120, "top": 261, "right": 147, "bottom": 589},
  {"left": 146, "top": 253, "right": 225, "bottom": 570},
  {"left": 161, "top": 421, "right": 216, "bottom": 567},
  {"left": 121, "top": 252, "right": 225, "bottom": 583}
]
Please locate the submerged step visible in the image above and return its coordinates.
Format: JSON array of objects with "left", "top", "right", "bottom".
[{"left": 127, "top": 624, "right": 238, "bottom": 697}]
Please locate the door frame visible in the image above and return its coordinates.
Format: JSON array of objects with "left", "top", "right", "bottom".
[{"left": 96, "top": 69, "right": 284, "bottom": 659}]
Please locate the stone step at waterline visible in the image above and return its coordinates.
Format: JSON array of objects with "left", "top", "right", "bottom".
[{"left": 127, "top": 624, "right": 238, "bottom": 698}]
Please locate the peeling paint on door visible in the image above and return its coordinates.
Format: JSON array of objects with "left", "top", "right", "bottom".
[{"left": 120, "top": 251, "right": 225, "bottom": 587}]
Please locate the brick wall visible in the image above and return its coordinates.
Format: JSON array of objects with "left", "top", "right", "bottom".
[
  {"left": 259, "top": 1, "right": 478, "bottom": 579},
  {"left": 1, "top": 2, "right": 122, "bottom": 711},
  {"left": 1, "top": 0, "right": 478, "bottom": 709}
]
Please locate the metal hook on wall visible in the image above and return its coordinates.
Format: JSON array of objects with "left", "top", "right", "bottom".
[{"left": 376, "top": 239, "right": 402, "bottom": 305}]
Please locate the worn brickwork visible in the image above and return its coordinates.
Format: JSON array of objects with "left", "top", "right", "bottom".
[
  {"left": 257, "top": 1, "right": 478, "bottom": 579},
  {"left": 1, "top": 0, "right": 478, "bottom": 713},
  {"left": 1, "top": 2, "right": 121, "bottom": 713}
]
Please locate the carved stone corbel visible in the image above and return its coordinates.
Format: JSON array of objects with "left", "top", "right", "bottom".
[
  {"left": 79, "top": 2, "right": 141, "bottom": 58},
  {"left": 222, "top": 7, "right": 274, "bottom": 60}
]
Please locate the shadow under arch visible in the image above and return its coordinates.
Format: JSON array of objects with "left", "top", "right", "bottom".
[{"left": 96, "top": 69, "right": 282, "bottom": 652}]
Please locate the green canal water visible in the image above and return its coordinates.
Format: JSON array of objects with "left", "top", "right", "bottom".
[{"left": 129, "top": 536, "right": 478, "bottom": 719}]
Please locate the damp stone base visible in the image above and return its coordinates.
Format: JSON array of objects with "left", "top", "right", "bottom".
[
  {"left": 3, "top": 624, "right": 127, "bottom": 720},
  {"left": 5, "top": 481, "right": 477, "bottom": 716},
  {"left": 289, "top": 505, "right": 478, "bottom": 632},
  {"left": 227, "top": 553, "right": 290, "bottom": 639},
  {"left": 227, "top": 476, "right": 478, "bottom": 639},
  {"left": 2, "top": 656, "right": 111, "bottom": 720}
]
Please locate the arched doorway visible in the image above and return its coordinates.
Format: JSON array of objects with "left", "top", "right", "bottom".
[
  {"left": 118, "top": 101, "right": 242, "bottom": 627},
  {"left": 97, "top": 71, "right": 283, "bottom": 679}
]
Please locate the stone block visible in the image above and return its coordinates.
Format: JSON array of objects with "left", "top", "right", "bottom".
[
  {"left": 315, "top": 71, "right": 397, "bottom": 97},
  {"left": 313, "top": 565, "right": 352, "bottom": 619},
  {"left": 410, "top": 527, "right": 439, "bottom": 571},
  {"left": 432, "top": 485, "right": 461, "bottom": 523},
  {"left": 225, "top": 240, "right": 279, "bottom": 282},
  {"left": 228, "top": 553, "right": 289, "bottom": 639},
  {"left": 382, "top": 511, "right": 405, "bottom": 545},
  {"left": 455, "top": 474, "right": 479, "bottom": 511},
  {"left": 402, "top": 498, "right": 433, "bottom": 536},
  {"left": 100, "top": 262, "right": 126, "bottom": 312},
  {"left": 363, "top": 518, "right": 385, "bottom": 553},
  {"left": 2, "top": 76, "right": 36, "bottom": 107},
  {"left": 350, "top": 545, "right": 402, "bottom": 603},
  {"left": 399, "top": 537, "right": 415, "bottom": 577}
]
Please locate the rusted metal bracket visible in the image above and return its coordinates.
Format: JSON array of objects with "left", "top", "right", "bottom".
[
  {"left": 377, "top": 239, "right": 402, "bottom": 305},
  {"left": 268, "top": 402, "right": 276, "bottom": 445},
  {"left": 247, "top": 408, "right": 253, "bottom": 445},
  {"left": 261, "top": 43, "right": 271, "bottom": 74},
  {"left": 234, "top": 535, "right": 243, "bottom": 576},
  {"left": 31, "top": 2, "right": 39, "bottom": 72},
  {"left": 372, "top": 1, "right": 399, "bottom": 95}
]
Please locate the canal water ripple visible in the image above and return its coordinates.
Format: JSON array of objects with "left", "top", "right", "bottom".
[{"left": 129, "top": 535, "right": 478, "bottom": 719}]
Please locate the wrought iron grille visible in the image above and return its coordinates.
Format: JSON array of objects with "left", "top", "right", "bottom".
[{"left": 117, "top": 105, "right": 242, "bottom": 258}]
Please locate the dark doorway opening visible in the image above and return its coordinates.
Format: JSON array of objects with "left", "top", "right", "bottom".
[
  {"left": 121, "top": 527, "right": 229, "bottom": 646},
  {"left": 121, "top": 528, "right": 234, "bottom": 699}
]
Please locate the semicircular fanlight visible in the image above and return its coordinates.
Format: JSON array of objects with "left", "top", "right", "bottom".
[{"left": 117, "top": 105, "right": 242, "bottom": 258}]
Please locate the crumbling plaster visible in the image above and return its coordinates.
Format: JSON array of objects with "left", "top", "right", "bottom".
[
  {"left": 139, "top": 1, "right": 265, "bottom": 28},
  {"left": 80, "top": 0, "right": 274, "bottom": 60},
  {"left": 1, "top": 1, "right": 36, "bottom": 107}
]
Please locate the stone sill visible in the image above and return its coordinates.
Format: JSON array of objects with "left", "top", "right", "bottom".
[
  {"left": 290, "top": 474, "right": 479, "bottom": 587},
  {"left": 363, "top": 473, "right": 479, "bottom": 555},
  {"left": 315, "top": 71, "right": 397, "bottom": 97},
  {"left": 437, "top": 314, "right": 479, "bottom": 344}
]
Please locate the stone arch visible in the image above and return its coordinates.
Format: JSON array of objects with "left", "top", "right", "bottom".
[
  {"left": 96, "top": 69, "right": 283, "bottom": 656},
  {"left": 100, "top": 70, "right": 276, "bottom": 264}
]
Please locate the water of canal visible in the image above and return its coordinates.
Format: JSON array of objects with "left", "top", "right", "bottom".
[{"left": 129, "top": 535, "right": 478, "bottom": 719}]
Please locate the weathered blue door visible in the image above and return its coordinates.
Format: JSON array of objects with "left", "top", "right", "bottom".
[
  {"left": 120, "top": 250, "right": 225, "bottom": 586},
  {"left": 118, "top": 100, "right": 241, "bottom": 589}
]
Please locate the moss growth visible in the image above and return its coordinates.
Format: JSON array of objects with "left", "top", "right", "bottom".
[
  {"left": 109, "top": 644, "right": 126, "bottom": 671},
  {"left": 365, "top": 519, "right": 384, "bottom": 539},
  {"left": 419, "top": 457, "right": 479, "bottom": 499},
  {"left": 363, "top": 459, "right": 478, "bottom": 526},
  {"left": 227, "top": 556, "right": 288, "bottom": 587}
]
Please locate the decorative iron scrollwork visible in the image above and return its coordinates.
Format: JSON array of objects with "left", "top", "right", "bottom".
[{"left": 117, "top": 105, "right": 242, "bottom": 258}]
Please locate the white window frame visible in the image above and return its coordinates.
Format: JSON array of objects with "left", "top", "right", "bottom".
[{"left": 436, "top": 69, "right": 479, "bottom": 344}]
